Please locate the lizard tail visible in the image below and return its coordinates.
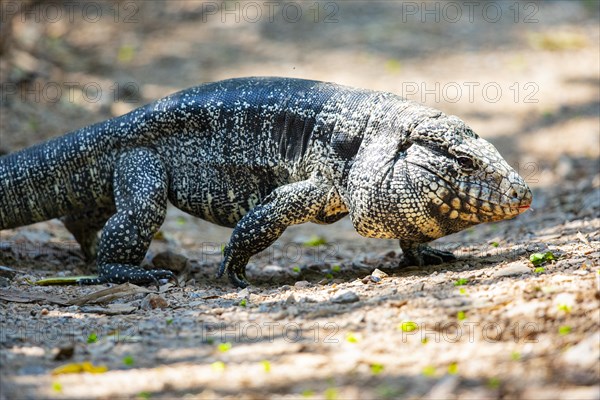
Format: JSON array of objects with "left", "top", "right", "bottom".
[{"left": 0, "top": 125, "right": 114, "bottom": 230}]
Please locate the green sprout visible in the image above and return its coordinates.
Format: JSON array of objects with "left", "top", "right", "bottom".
[
  {"left": 218, "top": 342, "right": 232, "bottom": 352},
  {"left": 303, "top": 235, "right": 327, "bottom": 247},
  {"left": 530, "top": 252, "right": 555, "bottom": 266},
  {"left": 370, "top": 363, "right": 384, "bottom": 375},
  {"left": 87, "top": 332, "right": 98, "bottom": 344},
  {"left": 398, "top": 321, "right": 419, "bottom": 332},
  {"left": 261, "top": 360, "right": 271, "bottom": 372},
  {"left": 123, "top": 355, "right": 134, "bottom": 366},
  {"left": 454, "top": 278, "right": 469, "bottom": 286},
  {"left": 558, "top": 325, "right": 572, "bottom": 336}
]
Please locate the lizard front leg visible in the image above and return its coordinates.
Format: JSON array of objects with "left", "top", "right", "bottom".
[
  {"left": 217, "top": 179, "right": 331, "bottom": 288},
  {"left": 77, "top": 148, "right": 175, "bottom": 286}
]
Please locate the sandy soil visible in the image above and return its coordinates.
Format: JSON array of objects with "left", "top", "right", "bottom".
[{"left": 1, "top": 1, "right": 599, "bottom": 399}]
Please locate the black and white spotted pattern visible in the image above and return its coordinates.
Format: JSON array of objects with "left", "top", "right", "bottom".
[{"left": 0, "top": 77, "right": 532, "bottom": 287}]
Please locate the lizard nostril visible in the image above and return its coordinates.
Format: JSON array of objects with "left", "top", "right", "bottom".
[{"left": 509, "top": 188, "right": 519, "bottom": 199}]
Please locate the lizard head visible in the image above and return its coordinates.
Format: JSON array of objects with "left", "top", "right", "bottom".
[{"left": 346, "top": 113, "right": 533, "bottom": 242}]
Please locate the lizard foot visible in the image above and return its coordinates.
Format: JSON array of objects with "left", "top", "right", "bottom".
[
  {"left": 400, "top": 244, "right": 457, "bottom": 267},
  {"left": 217, "top": 261, "right": 249, "bottom": 288},
  {"left": 77, "top": 264, "right": 176, "bottom": 289}
]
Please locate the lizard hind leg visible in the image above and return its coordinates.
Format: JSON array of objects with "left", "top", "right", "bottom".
[
  {"left": 77, "top": 148, "right": 174, "bottom": 286},
  {"left": 61, "top": 206, "right": 114, "bottom": 262}
]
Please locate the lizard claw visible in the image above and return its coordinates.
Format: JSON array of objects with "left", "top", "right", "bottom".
[
  {"left": 219, "top": 261, "right": 249, "bottom": 288},
  {"left": 228, "top": 268, "right": 249, "bottom": 288},
  {"left": 217, "top": 248, "right": 250, "bottom": 287},
  {"left": 400, "top": 244, "right": 457, "bottom": 267}
]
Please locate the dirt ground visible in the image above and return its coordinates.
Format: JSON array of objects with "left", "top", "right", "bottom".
[{"left": 1, "top": 1, "right": 599, "bottom": 399}]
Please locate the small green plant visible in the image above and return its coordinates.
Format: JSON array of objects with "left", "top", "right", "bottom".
[
  {"left": 422, "top": 365, "right": 436, "bottom": 377},
  {"left": 239, "top": 299, "right": 247, "bottom": 307},
  {"left": 557, "top": 303, "right": 572, "bottom": 313},
  {"left": 370, "top": 363, "right": 384, "bottom": 375},
  {"left": 332, "top": 265, "right": 341, "bottom": 273},
  {"left": 398, "top": 321, "right": 419, "bottom": 332},
  {"left": 87, "top": 332, "right": 98, "bottom": 344},
  {"left": 123, "top": 355, "right": 134, "bottom": 366},
  {"left": 530, "top": 252, "right": 555, "bottom": 266},
  {"left": 487, "top": 377, "right": 501, "bottom": 389},
  {"left": 447, "top": 362, "right": 458, "bottom": 375},
  {"left": 490, "top": 241, "right": 499, "bottom": 247},
  {"left": 457, "top": 311, "right": 466, "bottom": 321},
  {"left": 166, "top": 318, "right": 174, "bottom": 326},
  {"left": 454, "top": 278, "right": 469, "bottom": 286},
  {"left": 511, "top": 351, "right": 521, "bottom": 361},
  {"left": 345, "top": 333, "right": 360, "bottom": 343},
  {"left": 292, "top": 266, "right": 301, "bottom": 273},
  {"left": 52, "top": 382, "right": 63, "bottom": 392},
  {"left": 558, "top": 325, "right": 572, "bottom": 336},
  {"left": 303, "top": 235, "right": 327, "bottom": 247},
  {"left": 261, "top": 360, "right": 271, "bottom": 372},
  {"left": 218, "top": 342, "right": 232, "bottom": 352},
  {"left": 324, "top": 387, "right": 338, "bottom": 400},
  {"left": 534, "top": 267, "right": 546, "bottom": 274}
]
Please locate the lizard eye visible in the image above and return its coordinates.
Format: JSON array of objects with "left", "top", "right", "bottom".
[{"left": 457, "top": 156, "right": 475, "bottom": 171}]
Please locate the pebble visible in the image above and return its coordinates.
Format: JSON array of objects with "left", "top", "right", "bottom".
[
  {"left": 492, "top": 262, "right": 531, "bottom": 277},
  {"left": 262, "top": 265, "right": 284, "bottom": 274},
  {"left": 331, "top": 291, "right": 360, "bottom": 304},
  {"left": 141, "top": 294, "right": 169, "bottom": 310},
  {"left": 294, "top": 280, "right": 310, "bottom": 289},
  {"left": 285, "top": 294, "right": 296, "bottom": 305},
  {"left": 152, "top": 251, "right": 188, "bottom": 272},
  {"left": 371, "top": 268, "right": 389, "bottom": 279},
  {"left": 561, "top": 332, "right": 600, "bottom": 369},
  {"left": 572, "top": 270, "right": 588, "bottom": 276}
]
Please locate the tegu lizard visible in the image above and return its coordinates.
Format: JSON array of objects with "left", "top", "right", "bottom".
[{"left": 0, "top": 77, "right": 532, "bottom": 287}]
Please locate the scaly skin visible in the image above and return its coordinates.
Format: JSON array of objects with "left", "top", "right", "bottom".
[{"left": 0, "top": 77, "right": 532, "bottom": 287}]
